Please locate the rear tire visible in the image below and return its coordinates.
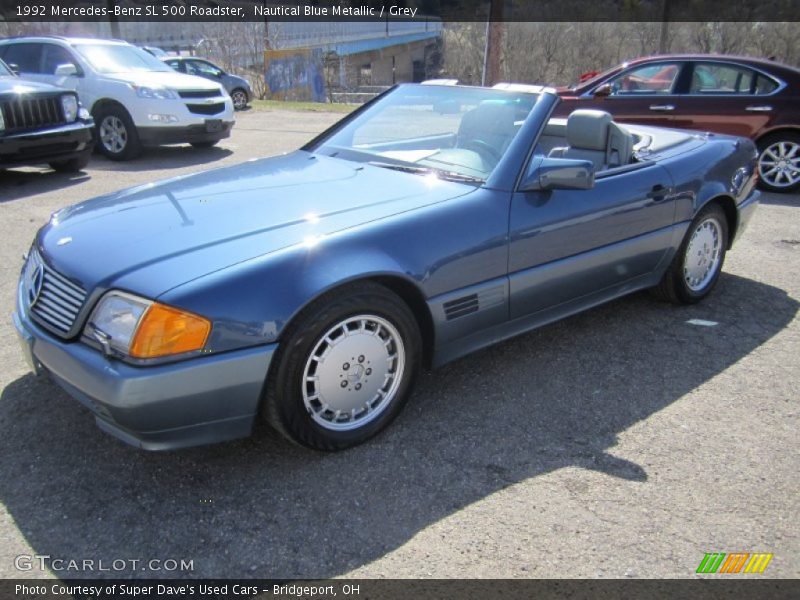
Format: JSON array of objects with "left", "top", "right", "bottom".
[
  {"left": 231, "top": 88, "right": 249, "bottom": 111},
  {"left": 756, "top": 132, "right": 800, "bottom": 193},
  {"left": 94, "top": 104, "right": 142, "bottom": 161},
  {"left": 263, "top": 282, "right": 422, "bottom": 451},
  {"left": 652, "top": 203, "right": 728, "bottom": 304}
]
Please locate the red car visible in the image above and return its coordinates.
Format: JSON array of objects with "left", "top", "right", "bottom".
[{"left": 554, "top": 54, "right": 800, "bottom": 192}]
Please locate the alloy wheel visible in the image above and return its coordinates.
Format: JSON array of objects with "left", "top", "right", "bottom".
[
  {"left": 758, "top": 140, "right": 800, "bottom": 189},
  {"left": 99, "top": 115, "right": 128, "bottom": 154},
  {"left": 684, "top": 217, "right": 722, "bottom": 292},
  {"left": 301, "top": 314, "right": 405, "bottom": 432}
]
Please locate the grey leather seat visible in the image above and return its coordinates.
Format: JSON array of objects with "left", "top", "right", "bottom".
[{"left": 548, "top": 109, "right": 634, "bottom": 171}]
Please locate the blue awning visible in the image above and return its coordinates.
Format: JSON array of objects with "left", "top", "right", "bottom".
[{"left": 328, "top": 31, "right": 440, "bottom": 56}]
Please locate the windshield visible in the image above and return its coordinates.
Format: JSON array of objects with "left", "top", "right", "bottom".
[
  {"left": 0, "top": 59, "right": 12, "bottom": 77},
  {"left": 311, "top": 85, "right": 538, "bottom": 182},
  {"left": 74, "top": 44, "right": 173, "bottom": 74}
]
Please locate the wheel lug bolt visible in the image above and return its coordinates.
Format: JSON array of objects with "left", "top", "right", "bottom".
[
  {"left": 340, "top": 381, "right": 348, "bottom": 388},
  {"left": 355, "top": 383, "right": 362, "bottom": 391},
  {"left": 343, "top": 362, "right": 350, "bottom": 370},
  {"left": 358, "top": 355, "right": 365, "bottom": 363},
  {"left": 366, "top": 368, "right": 372, "bottom": 375}
]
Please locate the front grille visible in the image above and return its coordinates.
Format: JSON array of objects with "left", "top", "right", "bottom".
[
  {"left": 23, "top": 248, "right": 87, "bottom": 336},
  {"left": 186, "top": 102, "right": 225, "bottom": 115},
  {"left": 178, "top": 89, "right": 219, "bottom": 99},
  {"left": 1, "top": 95, "right": 66, "bottom": 132}
]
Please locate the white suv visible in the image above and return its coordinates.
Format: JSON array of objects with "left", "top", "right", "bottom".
[{"left": 0, "top": 36, "right": 235, "bottom": 160}]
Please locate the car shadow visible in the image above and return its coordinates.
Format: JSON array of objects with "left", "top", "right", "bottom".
[
  {"left": 0, "top": 168, "right": 91, "bottom": 203},
  {"left": 89, "top": 145, "right": 233, "bottom": 173},
  {"left": 758, "top": 190, "right": 799, "bottom": 207},
  {"left": 0, "top": 273, "right": 795, "bottom": 579}
]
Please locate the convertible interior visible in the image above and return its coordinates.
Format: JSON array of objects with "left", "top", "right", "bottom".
[{"left": 353, "top": 102, "right": 692, "bottom": 180}]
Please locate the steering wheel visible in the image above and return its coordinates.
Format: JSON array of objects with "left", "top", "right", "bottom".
[{"left": 460, "top": 139, "right": 501, "bottom": 166}]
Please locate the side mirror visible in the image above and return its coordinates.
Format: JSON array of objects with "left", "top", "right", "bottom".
[
  {"left": 520, "top": 157, "right": 595, "bottom": 191},
  {"left": 593, "top": 83, "right": 613, "bottom": 97},
  {"left": 7, "top": 63, "right": 20, "bottom": 75},
  {"left": 55, "top": 63, "right": 78, "bottom": 77}
]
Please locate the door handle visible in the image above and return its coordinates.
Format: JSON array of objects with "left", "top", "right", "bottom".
[
  {"left": 647, "top": 184, "right": 671, "bottom": 201},
  {"left": 649, "top": 104, "right": 675, "bottom": 111},
  {"left": 745, "top": 105, "right": 772, "bottom": 112}
]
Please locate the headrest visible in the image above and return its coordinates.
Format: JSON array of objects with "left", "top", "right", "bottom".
[{"left": 566, "top": 109, "right": 612, "bottom": 151}]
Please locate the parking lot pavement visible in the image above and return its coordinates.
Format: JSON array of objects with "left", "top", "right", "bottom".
[{"left": 0, "top": 109, "right": 797, "bottom": 580}]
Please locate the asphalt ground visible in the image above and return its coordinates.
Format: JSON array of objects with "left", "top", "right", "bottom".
[{"left": 0, "top": 109, "right": 797, "bottom": 580}]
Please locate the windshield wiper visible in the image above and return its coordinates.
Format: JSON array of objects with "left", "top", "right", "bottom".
[{"left": 367, "top": 161, "right": 484, "bottom": 184}]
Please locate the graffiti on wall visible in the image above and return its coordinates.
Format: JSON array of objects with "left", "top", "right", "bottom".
[{"left": 264, "top": 48, "right": 326, "bottom": 102}]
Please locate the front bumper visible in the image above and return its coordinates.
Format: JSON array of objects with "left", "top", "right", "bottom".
[
  {"left": 0, "top": 120, "right": 93, "bottom": 167},
  {"left": 733, "top": 189, "right": 760, "bottom": 245},
  {"left": 137, "top": 121, "right": 234, "bottom": 146},
  {"left": 13, "top": 300, "right": 276, "bottom": 451}
]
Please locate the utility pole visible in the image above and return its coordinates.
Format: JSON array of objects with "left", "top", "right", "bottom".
[
  {"left": 482, "top": 0, "right": 504, "bottom": 86},
  {"left": 106, "top": 0, "right": 120, "bottom": 38},
  {"left": 658, "top": 0, "right": 670, "bottom": 54}
]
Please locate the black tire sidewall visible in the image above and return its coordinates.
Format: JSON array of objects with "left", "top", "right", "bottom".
[
  {"left": 49, "top": 151, "right": 91, "bottom": 172},
  {"left": 231, "top": 89, "right": 248, "bottom": 110},
  {"left": 757, "top": 132, "right": 800, "bottom": 193},
  {"left": 672, "top": 204, "right": 729, "bottom": 303},
  {"left": 94, "top": 105, "right": 141, "bottom": 160},
  {"left": 266, "top": 285, "right": 422, "bottom": 450}
]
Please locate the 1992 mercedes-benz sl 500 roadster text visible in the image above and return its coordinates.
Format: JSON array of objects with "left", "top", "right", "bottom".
[{"left": 13, "top": 83, "right": 759, "bottom": 451}]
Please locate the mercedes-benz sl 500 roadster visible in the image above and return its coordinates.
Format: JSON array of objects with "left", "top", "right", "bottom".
[{"left": 13, "top": 83, "right": 759, "bottom": 451}]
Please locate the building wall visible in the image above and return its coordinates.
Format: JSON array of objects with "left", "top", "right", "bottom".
[{"left": 263, "top": 48, "right": 326, "bottom": 102}]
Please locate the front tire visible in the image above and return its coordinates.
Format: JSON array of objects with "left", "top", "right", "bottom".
[
  {"left": 49, "top": 152, "right": 91, "bottom": 173},
  {"left": 756, "top": 132, "right": 800, "bottom": 193},
  {"left": 263, "top": 282, "right": 422, "bottom": 451},
  {"left": 94, "top": 105, "right": 142, "bottom": 161},
  {"left": 652, "top": 203, "right": 728, "bottom": 304}
]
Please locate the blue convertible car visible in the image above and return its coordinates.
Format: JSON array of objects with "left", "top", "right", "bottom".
[{"left": 13, "top": 83, "right": 759, "bottom": 451}]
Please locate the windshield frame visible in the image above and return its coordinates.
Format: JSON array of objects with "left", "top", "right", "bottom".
[
  {"left": 74, "top": 43, "right": 173, "bottom": 74},
  {"left": 304, "top": 83, "right": 543, "bottom": 185}
]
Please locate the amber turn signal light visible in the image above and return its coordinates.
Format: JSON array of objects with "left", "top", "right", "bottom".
[{"left": 129, "top": 303, "right": 211, "bottom": 359}]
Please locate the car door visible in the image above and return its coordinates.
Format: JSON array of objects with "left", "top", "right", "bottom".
[
  {"left": 37, "top": 43, "right": 83, "bottom": 90},
  {"left": 670, "top": 60, "right": 780, "bottom": 138},
  {"left": 508, "top": 160, "right": 676, "bottom": 319},
  {"left": 185, "top": 59, "right": 222, "bottom": 83},
  {"left": 165, "top": 58, "right": 186, "bottom": 73},
  {"left": 564, "top": 61, "right": 688, "bottom": 128},
  {"left": 0, "top": 42, "right": 44, "bottom": 79}
]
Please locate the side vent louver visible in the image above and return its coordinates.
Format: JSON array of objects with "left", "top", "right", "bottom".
[{"left": 443, "top": 293, "right": 479, "bottom": 321}]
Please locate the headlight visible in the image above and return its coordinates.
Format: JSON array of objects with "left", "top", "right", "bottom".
[
  {"left": 60, "top": 94, "right": 78, "bottom": 122},
  {"left": 86, "top": 291, "right": 211, "bottom": 359},
  {"left": 132, "top": 85, "right": 178, "bottom": 100}
]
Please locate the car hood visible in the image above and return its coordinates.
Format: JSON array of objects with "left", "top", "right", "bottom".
[
  {"left": 38, "top": 151, "right": 477, "bottom": 298},
  {"left": 102, "top": 70, "right": 221, "bottom": 91},
  {"left": 0, "top": 77, "right": 66, "bottom": 94}
]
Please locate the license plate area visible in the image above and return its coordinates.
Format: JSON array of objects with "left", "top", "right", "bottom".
[{"left": 205, "top": 119, "right": 222, "bottom": 133}]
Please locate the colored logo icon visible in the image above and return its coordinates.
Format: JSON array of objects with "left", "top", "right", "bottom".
[{"left": 697, "top": 552, "right": 773, "bottom": 574}]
